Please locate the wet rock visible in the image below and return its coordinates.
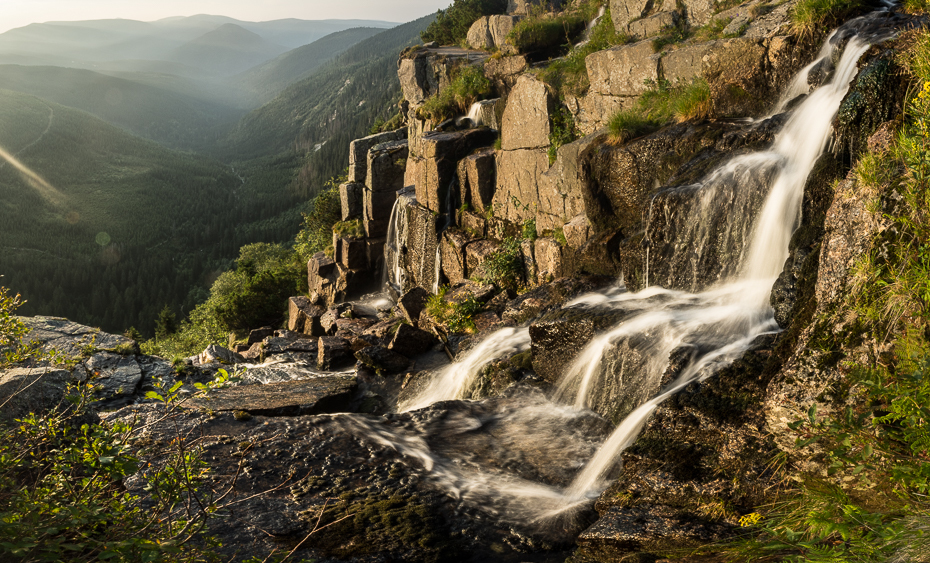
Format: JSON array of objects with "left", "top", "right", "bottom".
[
  {"left": 703, "top": 37, "right": 770, "bottom": 117},
  {"left": 356, "top": 345, "right": 411, "bottom": 374},
  {"left": 389, "top": 323, "right": 437, "bottom": 357},
  {"left": 472, "top": 311, "right": 502, "bottom": 333},
  {"left": 529, "top": 318, "right": 595, "bottom": 382},
  {"left": 262, "top": 335, "right": 318, "bottom": 357},
  {"left": 188, "top": 376, "right": 357, "bottom": 416},
  {"left": 247, "top": 327, "right": 275, "bottom": 347},
  {"left": 288, "top": 296, "right": 326, "bottom": 336},
  {"left": 361, "top": 318, "right": 403, "bottom": 346},
  {"left": 0, "top": 367, "right": 72, "bottom": 421},
  {"left": 339, "top": 181, "right": 364, "bottom": 220},
  {"left": 502, "top": 275, "right": 614, "bottom": 325},
  {"left": 398, "top": 287, "right": 430, "bottom": 325},
  {"left": 84, "top": 352, "right": 144, "bottom": 403},
  {"left": 501, "top": 74, "right": 554, "bottom": 151},
  {"left": 349, "top": 129, "right": 407, "bottom": 184},
  {"left": 195, "top": 345, "right": 245, "bottom": 366},
  {"left": 317, "top": 336, "right": 354, "bottom": 370},
  {"left": 587, "top": 39, "right": 660, "bottom": 97},
  {"left": 577, "top": 505, "right": 730, "bottom": 553},
  {"left": 445, "top": 280, "right": 497, "bottom": 305}
]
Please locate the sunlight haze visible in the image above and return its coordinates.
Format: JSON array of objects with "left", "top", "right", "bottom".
[{"left": 0, "top": 0, "right": 452, "bottom": 32}]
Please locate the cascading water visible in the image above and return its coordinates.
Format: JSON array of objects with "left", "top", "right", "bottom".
[
  {"left": 382, "top": 196, "right": 405, "bottom": 294},
  {"left": 349, "top": 22, "right": 882, "bottom": 528},
  {"left": 575, "top": 5, "right": 607, "bottom": 48}
]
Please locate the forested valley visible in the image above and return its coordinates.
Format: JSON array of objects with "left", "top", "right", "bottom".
[{"left": 0, "top": 14, "right": 431, "bottom": 336}]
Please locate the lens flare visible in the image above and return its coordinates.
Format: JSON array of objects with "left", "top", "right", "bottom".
[{"left": 0, "top": 144, "right": 64, "bottom": 204}]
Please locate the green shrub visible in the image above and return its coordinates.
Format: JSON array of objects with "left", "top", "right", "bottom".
[
  {"left": 548, "top": 105, "right": 579, "bottom": 164},
  {"left": 473, "top": 237, "right": 524, "bottom": 291},
  {"left": 421, "top": 0, "right": 508, "bottom": 45},
  {"left": 333, "top": 219, "right": 364, "bottom": 238},
  {"left": 294, "top": 173, "right": 346, "bottom": 263},
  {"left": 419, "top": 64, "right": 493, "bottom": 124},
  {"left": 506, "top": 13, "right": 587, "bottom": 53},
  {"left": 425, "top": 286, "right": 483, "bottom": 333},
  {"left": 606, "top": 78, "right": 711, "bottom": 143},
  {"left": 0, "top": 285, "right": 225, "bottom": 562},
  {"left": 791, "top": 0, "right": 866, "bottom": 35}
]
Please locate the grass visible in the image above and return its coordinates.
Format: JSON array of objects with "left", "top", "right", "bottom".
[
  {"left": 506, "top": 11, "right": 587, "bottom": 54},
  {"left": 333, "top": 219, "right": 364, "bottom": 238},
  {"left": 419, "top": 64, "right": 493, "bottom": 124},
  {"left": 791, "top": 0, "right": 866, "bottom": 35},
  {"left": 535, "top": 6, "right": 632, "bottom": 98},
  {"left": 606, "top": 78, "right": 711, "bottom": 142}
]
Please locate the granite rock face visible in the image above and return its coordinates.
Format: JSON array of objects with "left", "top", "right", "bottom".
[{"left": 501, "top": 74, "right": 554, "bottom": 151}]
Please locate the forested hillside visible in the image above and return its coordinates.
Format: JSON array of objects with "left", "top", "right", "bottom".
[
  {"left": 0, "top": 65, "right": 242, "bottom": 150},
  {"left": 232, "top": 27, "right": 386, "bottom": 106},
  {"left": 224, "top": 15, "right": 434, "bottom": 192},
  {"left": 0, "top": 90, "right": 304, "bottom": 334}
]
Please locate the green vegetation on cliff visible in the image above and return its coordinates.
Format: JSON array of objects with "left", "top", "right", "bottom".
[
  {"left": 419, "top": 64, "right": 493, "bottom": 123},
  {"left": 729, "top": 26, "right": 930, "bottom": 562},
  {"left": 420, "top": 0, "right": 508, "bottom": 45}
]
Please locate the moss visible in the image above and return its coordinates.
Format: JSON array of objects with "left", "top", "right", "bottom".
[{"left": 333, "top": 219, "right": 364, "bottom": 238}]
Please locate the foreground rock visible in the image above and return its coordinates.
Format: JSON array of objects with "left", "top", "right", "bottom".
[{"left": 187, "top": 376, "right": 357, "bottom": 416}]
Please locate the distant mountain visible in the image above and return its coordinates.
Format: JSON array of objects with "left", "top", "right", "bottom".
[
  {"left": 232, "top": 27, "right": 385, "bottom": 106},
  {"left": 0, "top": 65, "right": 243, "bottom": 149},
  {"left": 0, "top": 89, "right": 304, "bottom": 334},
  {"left": 224, "top": 14, "right": 435, "bottom": 191},
  {"left": 168, "top": 23, "right": 287, "bottom": 76}
]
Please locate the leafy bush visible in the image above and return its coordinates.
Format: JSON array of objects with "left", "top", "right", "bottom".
[
  {"left": 421, "top": 0, "right": 508, "bottom": 45},
  {"left": 425, "top": 287, "right": 482, "bottom": 333},
  {"left": 294, "top": 173, "right": 346, "bottom": 263},
  {"left": 472, "top": 237, "right": 524, "bottom": 291},
  {"left": 419, "top": 64, "right": 493, "bottom": 124},
  {"left": 333, "top": 219, "right": 364, "bottom": 238},
  {"left": 506, "top": 12, "right": 586, "bottom": 53},
  {"left": 0, "top": 285, "right": 224, "bottom": 562}
]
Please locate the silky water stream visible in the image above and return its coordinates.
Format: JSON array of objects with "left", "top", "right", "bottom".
[{"left": 343, "top": 23, "right": 884, "bottom": 535}]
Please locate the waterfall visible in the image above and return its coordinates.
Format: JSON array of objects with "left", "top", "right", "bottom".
[
  {"left": 562, "top": 35, "right": 873, "bottom": 499},
  {"left": 575, "top": 5, "right": 607, "bottom": 48},
  {"left": 382, "top": 196, "right": 405, "bottom": 294},
  {"left": 399, "top": 327, "right": 531, "bottom": 412},
  {"left": 349, "top": 23, "right": 882, "bottom": 526}
]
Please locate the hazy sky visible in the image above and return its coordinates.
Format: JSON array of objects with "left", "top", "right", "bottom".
[{"left": 0, "top": 0, "right": 452, "bottom": 32}]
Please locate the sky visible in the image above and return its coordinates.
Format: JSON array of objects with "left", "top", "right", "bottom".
[{"left": 0, "top": 0, "right": 452, "bottom": 33}]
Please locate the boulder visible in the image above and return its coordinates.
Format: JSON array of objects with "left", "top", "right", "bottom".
[
  {"left": 400, "top": 203, "right": 441, "bottom": 292},
  {"left": 686, "top": 0, "right": 717, "bottom": 26},
  {"left": 491, "top": 148, "right": 550, "bottom": 224},
  {"left": 263, "top": 336, "right": 318, "bottom": 357},
  {"left": 397, "top": 47, "right": 488, "bottom": 107},
  {"left": 586, "top": 39, "right": 661, "bottom": 97},
  {"left": 317, "top": 336, "right": 354, "bottom": 370},
  {"left": 466, "top": 17, "right": 494, "bottom": 50},
  {"left": 339, "top": 182, "right": 363, "bottom": 220},
  {"left": 489, "top": 15, "right": 519, "bottom": 47},
  {"left": 355, "top": 346, "right": 411, "bottom": 374},
  {"left": 459, "top": 209, "right": 488, "bottom": 237},
  {"left": 563, "top": 215, "right": 592, "bottom": 249},
  {"left": 662, "top": 42, "right": 714, "bottom": 85},
  {"left": 195, "top": 345, "right": 245, "bottom": 366},
  {"left": 702, "top": 37, "right": 770, "bottom": 116},
  {"left": 389, "top": 323, "right": 437, "bottom": 357},
  {"left": 536, "top": 131, "right": 603, "bottom": 231},
  {"left": 441, "top": 229, "right": 477, "bottom": 283},
  {"left": 501, "top": 74, "right": 554, "bottom": 151},
  {"left": 349, "top": 129, "right": 406, "bottom": 184},
  {"left": 334, "top": 236, "right": 368, "bottom": 271},
  {"left": 85, "top": 352, "right": 144, "bottom": 403},
  {"left": 188, "top": 376, "right": 357, "bottom": 417},
  {"left": 367, "top": 139, "right": 408, "bottom": 193},
  {"left": 397, "top": 287, "right": 431, "bottom": 325},
  {"left": 247, "top": 327, "right": 275, "bottom": 347},
  {"left": 610, "top": 0, "right": 652, "bottom": 29},
  {"left": 459, "top": 148, "right": 496, "bottom": 213},
  {"left": 415, "top": 128, "right": 497, "bottom": 214},
  {"left": 484, "top": 55, "right": 529, "bottom": 92},
  {"left": 0, "top": 367, "right": 72, "bottom": 421},
  {"left": 465, "top": 239, "right": 501, "bottom": 280},
  {"left": 627, "top": 11, "right": 678, "bottom": 39},
  {"left": 566, "top": 92, "right": 634, "bottom": 136},
  {"left": 530, "top": 318, "right": 595, "bottom": 382},
  {"left": 534, "top": 237, "right": 564, "bottom": 281}
]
